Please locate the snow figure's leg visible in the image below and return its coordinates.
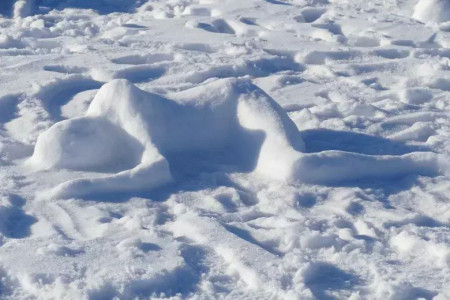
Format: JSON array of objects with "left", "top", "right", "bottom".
[
  {"left": 45, "top": 142, "right": 173, "bottom": 199},
  {"left": 47, "top": 155, "right": 173, "bottom": 199}
]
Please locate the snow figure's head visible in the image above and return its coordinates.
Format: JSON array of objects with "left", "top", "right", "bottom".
[{"left": 413, "top": 0, "right": 450, "bottom": 23}]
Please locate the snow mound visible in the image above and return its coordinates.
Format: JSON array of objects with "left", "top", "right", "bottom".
[
  {"left": 29, "top": 79, "right": 445, "bottom": 199},
  {"left": 413, "top": 0, "right": 450, "bottom": 23}
]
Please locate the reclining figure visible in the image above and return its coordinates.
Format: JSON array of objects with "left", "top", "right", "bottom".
[{"left": 29, "top": 78, "right": 443, "bottom": 199}]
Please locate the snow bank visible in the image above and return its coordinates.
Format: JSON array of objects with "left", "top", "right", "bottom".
[
  {"left": 413, "top": 0, "right": 450, "bottom": 23},
  {"left": 29, "top": 79, "right": 446, "bottom": 199}
]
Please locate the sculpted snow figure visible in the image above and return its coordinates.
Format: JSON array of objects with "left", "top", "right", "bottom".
[{"left": 29, "top": 79, "right": 443, "bottom": 199}]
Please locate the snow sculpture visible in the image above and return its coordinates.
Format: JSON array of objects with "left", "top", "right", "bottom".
[{"left": 29, "top": 79, "right": 443, "bottom": 199}]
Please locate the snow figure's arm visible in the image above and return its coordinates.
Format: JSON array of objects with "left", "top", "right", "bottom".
[
  {"left": 293, "top": 150, "right": 444, "bottom": 185},
  {"left": 235, "top": 81, "right": 446, "bottom": 184}
]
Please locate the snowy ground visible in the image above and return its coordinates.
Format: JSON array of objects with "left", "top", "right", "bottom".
[{"left": 0, "top": 0, "right": 450, "bottom": 299}]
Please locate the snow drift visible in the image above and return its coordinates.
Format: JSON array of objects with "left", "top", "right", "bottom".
[{"left": 29, "top": 79, "right": 445, "bottom": 199}]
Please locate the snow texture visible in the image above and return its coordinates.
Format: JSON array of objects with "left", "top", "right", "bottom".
[{"left": 0, "top": 0, "right": 449, "bottom": 299}]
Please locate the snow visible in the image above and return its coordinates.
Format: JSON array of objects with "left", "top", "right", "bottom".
[
  {"left": 413, "top": 0, "right": 450, "bottom": 23},
  {"left": 0, "top": 0, "right": 449, "bottom": 299}
]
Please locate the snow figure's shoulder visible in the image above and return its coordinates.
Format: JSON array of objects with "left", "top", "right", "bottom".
[{"left": 87, "top": 79, "right": 147, "bottom": 117}]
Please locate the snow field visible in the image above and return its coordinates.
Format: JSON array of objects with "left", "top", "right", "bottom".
[{"left": 0, "top": 0, "right": 449, "bottom": 299}]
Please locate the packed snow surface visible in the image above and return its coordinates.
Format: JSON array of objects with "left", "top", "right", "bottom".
[{"left": 0, "top": 0, "right": 450, "bottom": 299}]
